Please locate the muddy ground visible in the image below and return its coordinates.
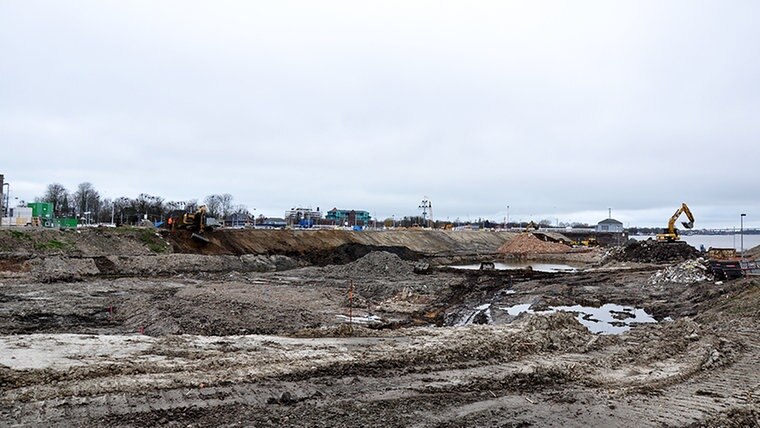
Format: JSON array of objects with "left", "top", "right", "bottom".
[{"left": 0, "top": 228, "right": 758, "bottom": 427}]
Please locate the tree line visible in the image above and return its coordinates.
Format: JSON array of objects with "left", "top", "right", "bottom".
[{"left": 36, "top": 182, "right": 249, "bottom": 225}]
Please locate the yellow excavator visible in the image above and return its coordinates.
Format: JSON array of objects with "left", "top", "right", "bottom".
[
  {"left": 167, "top": 205, "right": 221, "bottom": 243},
  {"left": 656, "top": 203, "right": 694, "bottom": 242}
]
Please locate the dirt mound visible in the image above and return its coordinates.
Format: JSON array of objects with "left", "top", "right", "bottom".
[
  {"left": 329, "top": 251, "right": 415, "bottom": 278},
  {"left": 497, "top": 233, "right": 572, "bottom": 255},
  {"left": 305, "top": 243, "right": 422, "bottom": 266},
  {"left": 609, "top": 239, "right": 699, "bottom": 263}
]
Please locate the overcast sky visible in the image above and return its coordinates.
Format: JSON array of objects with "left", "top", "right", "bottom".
[{"left": 1, "top": 1, "right": 758, "bottom": 228}]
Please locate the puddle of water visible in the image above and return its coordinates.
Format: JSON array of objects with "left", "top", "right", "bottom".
[
  {"left": 450, "top": 262, "right": 579, "bottom": 273},
  {"left": 498, "top": 303, "right": 656, "bottom": 335}
]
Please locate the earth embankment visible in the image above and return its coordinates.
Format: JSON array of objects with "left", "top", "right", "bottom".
[
  {"left": 0, "top": 228, "right": 513, "bottom": 281},
  {"left": 165, "top": 228, "right": 511, "bottom": 261}
]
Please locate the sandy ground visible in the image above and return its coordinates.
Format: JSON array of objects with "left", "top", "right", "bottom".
[{"left": 1, "top": 230, "right": 758, "bottom": 427}]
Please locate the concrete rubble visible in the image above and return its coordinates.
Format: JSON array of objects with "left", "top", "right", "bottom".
[{"left": 647, "top": 258, "right": 710, "bottom": 285}]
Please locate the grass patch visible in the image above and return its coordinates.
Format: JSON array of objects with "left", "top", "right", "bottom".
[
  {"left": 139, "top": 229, "right": 168, "bottom": 253},
  {"left": 34, "top": 239, "right": 72, "bottom": 251},
  {"left": 10, "top": 230, "right": 31, "bottom": 240}
]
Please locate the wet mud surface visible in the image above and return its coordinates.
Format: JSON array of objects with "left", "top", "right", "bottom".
[{"left": 0, "top": 229, "right": 758, "bottom": 427}]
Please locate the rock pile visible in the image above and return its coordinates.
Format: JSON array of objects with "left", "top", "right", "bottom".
[
  {"left": 498, "top": 233, "right": 572, "bottom": 255},
  {"left": 647, "top": 258, "right": 710, "bottom": 285},
  {"left": 609, "top": 239, "right": 699, "bottom": 264}
]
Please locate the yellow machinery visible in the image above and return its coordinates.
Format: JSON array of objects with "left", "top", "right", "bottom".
[
  {"left": 168, "top": 205, "right": 221, "bottom": 242},
  {"left": 656, "top": 203, "right": 695, "bottom": 242}
]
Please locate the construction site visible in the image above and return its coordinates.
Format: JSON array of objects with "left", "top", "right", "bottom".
[{"left": 0, "top": 225, "right": 757, "bottom": 427}]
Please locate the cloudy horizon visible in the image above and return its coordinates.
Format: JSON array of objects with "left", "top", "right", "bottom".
[{"left": 1, "top": 1, "right": 758, "bottom": 229}]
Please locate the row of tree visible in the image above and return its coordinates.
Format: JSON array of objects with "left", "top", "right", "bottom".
[{"left": 37, "top": 183, "right": 249, "bottom": 225}]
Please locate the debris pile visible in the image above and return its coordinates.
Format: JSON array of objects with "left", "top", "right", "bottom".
[
  {"left": 498, "top": 233, "right": 572, "bottom": 256},
  {"left": 608, "top": 239, "right": 699, "bottom": 264},
  {"left": 330, "top": 251, "right": 414, "bottom": 277},
  {"left": 647, "top": 258, "right": 710, "bottom": 285}
]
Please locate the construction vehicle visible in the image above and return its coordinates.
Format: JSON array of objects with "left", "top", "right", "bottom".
[
  {"left": 166, "top": 205, "right": 221, "bottom": 243},
  {"left": 656, "top": 203, "right": 695, "bottom": 242}
]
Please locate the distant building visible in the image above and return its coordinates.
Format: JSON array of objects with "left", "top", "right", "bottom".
[
  {"left": 325, "top": 208, "right": 371, "bottom": 226},
  {"left": 285, "top": 207, "right": 322, "bottom": 227},
  {"left": 596, "top": 218, "right": 624, "bottom": 233},
  {"left": 259, "top": 217, "right": 287, "bottom": 229}
]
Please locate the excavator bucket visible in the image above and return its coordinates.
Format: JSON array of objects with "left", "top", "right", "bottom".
[
  {"left": 191, "top": 232, "right": 210, "bottom": 243},
  {"left": 681, "top": 221, "right": 694, "bottom": 229}
]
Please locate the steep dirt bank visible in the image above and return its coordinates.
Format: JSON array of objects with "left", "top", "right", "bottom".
[
  {"left": 165, "top": 228, "right": 512, "bottom": 259},
  {"left": 1, "top": 228, "right": 510, "bottom": 259}
]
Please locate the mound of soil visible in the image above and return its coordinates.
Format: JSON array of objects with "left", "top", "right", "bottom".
[
  {"left": 613, "top": 239, "right": 699, "bottom": 263},
  {"left": 305, "top": 244, "right": 422, "bottom": 266},
  {"left": 329, "top": 251, "right": 415, "bottom": 278},
  {"left": 498, "top": 233, "right": 572, "bottom": 255}
]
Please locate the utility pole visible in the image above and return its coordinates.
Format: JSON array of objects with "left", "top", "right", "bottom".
[
  {"left": 419, "top": 197, "right": 432, "bottom": 228},
  {"left": 741, "top": 213, "right": 746, "bottom": 259}
]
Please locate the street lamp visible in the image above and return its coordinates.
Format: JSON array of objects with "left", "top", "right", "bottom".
[
  {"left": 2, "top": 182, "right": 9, "bottom": 217},
  {"left": 252, "top": 208, "right": 256, "bottom": 228},
  {"left": 740, "top": 213, "right": 746, "bottom": 258}
]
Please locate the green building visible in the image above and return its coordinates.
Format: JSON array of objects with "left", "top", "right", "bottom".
[
  {"left": 27, "top": 202, "right": 54, "bottom": 219},
  {"left": 325, "top": 208, "right": 371, "bottom": 226}
]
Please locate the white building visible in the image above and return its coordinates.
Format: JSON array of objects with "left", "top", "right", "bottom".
[{"left": 596, "top": 218, "right": 624, "bottom": 233}]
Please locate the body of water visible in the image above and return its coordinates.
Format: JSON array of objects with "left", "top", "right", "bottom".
[{"left": 631, "top": 234, "right": 760, "bottom": 252}]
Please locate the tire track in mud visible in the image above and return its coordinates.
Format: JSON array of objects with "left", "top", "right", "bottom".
[
  {"left": 621, "top": 328, "right": 760, "bottom": 427},
  {"left": 6, "top": 332, "right": 757, "bottom": 428}
]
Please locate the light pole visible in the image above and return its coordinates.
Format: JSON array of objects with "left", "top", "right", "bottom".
[
  {"left": 252, "top": 208, "right": 256, "bottom": 228},
  {"left": 507, "top": 205, "right": 510, "bottom": 229},
  {"left": 740, "top": 213, "right": 746, "bottom": 258},
  {"left": 3, "top": 182, "right": 9, "bottom": 218}
]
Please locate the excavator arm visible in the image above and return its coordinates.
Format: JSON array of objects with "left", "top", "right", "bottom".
[
  {"left": 680, "top": 203, "right": 694, "bottom": 229},
  {"left": 658, "top": 202, "right": 695, "bottom": 241}
]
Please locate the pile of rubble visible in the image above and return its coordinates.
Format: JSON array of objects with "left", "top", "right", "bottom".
[
  {"left": 329, "top": 251, "right": 415, "bottom": 277},
  {"left": 608, "top": 239, "right": 699, "bottom": 264},
  {"left": 498, "top": 233, "right": 572, "bottom": 255},
  {"left": 647, "top": 258, "right": 710, "bottom": 285}
]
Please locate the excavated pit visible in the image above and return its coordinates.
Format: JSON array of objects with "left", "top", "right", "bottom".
[{"left": 1, "top": 228, "right": 758, "bottom": 427}]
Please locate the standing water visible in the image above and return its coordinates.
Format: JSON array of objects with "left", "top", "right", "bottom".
[{"left": 500, "top": 303, "right": 657, "bottom": 335}]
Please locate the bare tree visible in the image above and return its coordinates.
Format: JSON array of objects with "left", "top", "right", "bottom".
[
  {"left": 135, "top": 194, "right": 165, "bottom": 223},
  {"left": 203, "top": 194, "right": 222, "bottom": 218},
  {"left": 218, "top": 193, "right": 235, "bottom": 218},
  {"left": 73, "top": 182, "right": 101, "bottom": 223},
  {"left": 39, "top": 183, "right": 68, "bottom": 216}
]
